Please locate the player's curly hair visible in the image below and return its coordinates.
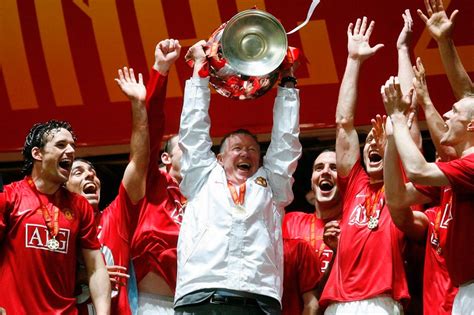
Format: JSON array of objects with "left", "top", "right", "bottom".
[{"left": 22, "top": 120, "right": 76, "bottom": 175}]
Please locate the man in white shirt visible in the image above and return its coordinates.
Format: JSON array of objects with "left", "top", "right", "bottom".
[{"left": 174, "top": 40, "right": 302, "bottom": 315}]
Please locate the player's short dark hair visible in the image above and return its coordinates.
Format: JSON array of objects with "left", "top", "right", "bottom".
[
  {"left": 219, "top": 129, "right": 260, "bottom": 154},
  {"left": 22, "top": 120, "right": 76, "bottom": 175},
  {"left": 163, "top": 135, "right": 179, "bottom": 155}
]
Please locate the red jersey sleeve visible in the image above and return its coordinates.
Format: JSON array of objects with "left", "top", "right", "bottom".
[
  {"left": 102, "top": 183, "right": 141, "bottom": 242},
  {"left": 436, "top": 153, "right": 474, "bottom": 193},
  {"left": 0, "top": 192, "right": 6, "bottom": 240},
  {"left": 146, "top": 68, "right": 168, "bottom": 175},
  {"left": 296, "top": 240, "right": 322, "bottom": 293},
  {"left": 76, "top": 194, "right": 101, "bottom": 250}
]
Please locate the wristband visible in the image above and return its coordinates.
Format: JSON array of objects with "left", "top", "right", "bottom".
[{"left": 279, "top": 76, "right": 297, "bottom": 87}]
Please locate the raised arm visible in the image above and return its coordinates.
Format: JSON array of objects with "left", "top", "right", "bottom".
[
  {"left": 147, "top": 39, "right": 181, "bottom": 173},
  {"left": 412, "top": 58, "right": 457, "bottom": 160},
  {"left": 263, "top": 65, "right": 302, "bottom": 208},
  {"left": 396, "top": 9, "right": 423, "bottom": 150},
  {"left": 82, "top": 248, "right": 111, "bottom": 315},
  {"left": 384, "top": 117, "right": 431, "bottom": 241},
  {"left": 382, "top": 77, "right": 449, "bottom": 186},
  {"left": 417, "top": 0, "right": 473, "bottom": 99},
  {"left": 114, "top": 67, "right": 149, "bottom": 204},
  {"left": 336, "top": 17, "right": 384, "bottom": 176},
  {"left": 178, "top": 41, "right": 216, "bottom": 197}
]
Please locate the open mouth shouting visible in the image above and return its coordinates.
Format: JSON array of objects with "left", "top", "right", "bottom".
[
  {"left": 59, "top": 158, "right": 73, "bottom": 175},
  {"left": 368, "top": 150, "right": 383, "bottom": 167},
  {"left": 237, "top": 162, "right": 251, "bottom": 173}
]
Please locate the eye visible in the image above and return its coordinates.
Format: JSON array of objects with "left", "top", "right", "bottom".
[
  {"left": 330, "top": 165, "right": 337, "bottom": 171},
  {"left": 72, "top": 169, "right": 83, "bottom": 176},
  {"left": 314, "top": 165, "right": 323, "bottom": 171}
]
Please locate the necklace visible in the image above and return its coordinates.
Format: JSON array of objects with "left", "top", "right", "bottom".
[{"left": 27, "top": 177, "right": 61, "bottom": 251}]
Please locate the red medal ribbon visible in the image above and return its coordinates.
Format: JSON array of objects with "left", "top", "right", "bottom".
[
  {"left": 364, "top": 185, "right": 384, "bottom": 218},
  {"left": 27, "top": 177, "right": 60, "bottom": 239},
  {"left": 227, "top": 181, "right": 246, "bottom": 206}
]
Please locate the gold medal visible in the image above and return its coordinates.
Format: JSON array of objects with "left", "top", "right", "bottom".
[
  {"left": 46, "top": 237, "right": 60, "bottom": 251},
  {"left": 368, "top": 216, "right": 378, "bottom": 230}
]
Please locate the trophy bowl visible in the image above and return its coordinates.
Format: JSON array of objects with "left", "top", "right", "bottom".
[{"left": 207, "top": 9, "right": 288, "bottom": 100}]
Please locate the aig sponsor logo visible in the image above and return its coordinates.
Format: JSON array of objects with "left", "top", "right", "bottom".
[
  {"left": 25, "top": 224, "right": 70, "bottom": 254},
  {"left": 348, "top": 204, "right": 381, "bottom": 227}
]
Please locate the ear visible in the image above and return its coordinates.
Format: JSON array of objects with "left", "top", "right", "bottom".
[
  {"left": 31, "top": 147, "right": 42, "bottom": 162},
  {"left": 161, "top": 152, "right": 171, "bottom": 165},
  {"left": 217, "top": 153, "right": 224, "bottom": 166},
  {"left": 467, "top": 120, "right": 474, "bottom": 132}
]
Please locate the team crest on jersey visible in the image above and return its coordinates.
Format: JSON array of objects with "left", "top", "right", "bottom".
[
  {"left": 64, "top": 208, "right": 75, "bottom": 221},
  {"left": 25, "top": 223, "right": 70, "bottom": 254},
  {"left": 255, "top": 177, "right": 267, "bottom": 187}
]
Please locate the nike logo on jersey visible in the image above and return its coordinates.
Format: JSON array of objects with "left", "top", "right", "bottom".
[{"left": 17, "top": 208, "right": 33, "bottom": 216}]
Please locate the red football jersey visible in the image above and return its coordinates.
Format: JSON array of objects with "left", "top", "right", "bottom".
[
  {"left": 282, "top": 238, "right": 321, "bottom": 315},
  {"left": 131, "top": 68, "right": 185, "bottom": 291},
  {"left": 320, "top": 161, "right": 410, "bottom": 307},
  {"left": 416, "top": 153, "right": 474, "bottom": 287},
  {"left": 423, "top": 187, "right": 457, "bottom": 315},
  {"left": 0, "top": 178, "right": 100, "bottom": 314},
  {"left": 78, "top": 183, "right": 141, "bottom": 315},
  {"left": 283, "top": 211, "right": 337, "bottom": 273}
]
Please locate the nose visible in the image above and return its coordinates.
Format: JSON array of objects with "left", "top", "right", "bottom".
[
  {"left": 443, "top": 110, "right": 452, "bottom": 120},
  {"left": 65, "top": 143, "right": 75, "bottom": 154},
  {"left": 85, "top": 168, "right": 96, "bottom": 179},
  {"left": 322, "top": 164, "right": 330, "bottom": 174}
]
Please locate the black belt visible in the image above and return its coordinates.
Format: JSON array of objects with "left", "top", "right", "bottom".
[{"left": 209, "top": 292, "right": 259, "bottom": 307}]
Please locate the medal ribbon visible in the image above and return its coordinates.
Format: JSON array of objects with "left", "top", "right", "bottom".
[
  {"left": 27, "top": 177, "right": 59, "bottom": 239},
  {"left": 310, "top": 215, "right": 326, "bottom": 257},
  {"left": 364, "top": 185, "right": 384, "bottom": 218},
  {"left": 227, "top": 181, "right": 246, "bottom": 206}
]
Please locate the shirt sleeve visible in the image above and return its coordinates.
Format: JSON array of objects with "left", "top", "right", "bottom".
[
  {"left": 436, "top": 154, "right": 474, "bottom": 193},
  {"left": 78, "top": 196, "right": 101, "bottom": 250},
  {"left": 178, "top": 77, "right": 218, "bottom": 199},
  {"left": 263, "top": 87, "right": 302, "bottom": 209},
  {"left": 297, "top": 239, "right": 321, "bottom": 293},
  {"left": 0, "top": 192, "right": 6, "bottom": 241},
  {"left": 146, "top": 68, "right": 168, "bottom": 175}
]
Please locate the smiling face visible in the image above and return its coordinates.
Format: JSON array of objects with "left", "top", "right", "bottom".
[
  {"left": 218, "top": 133, "right": 261, "bottom": 185},
  {"left": 363, "top": 128, "right": 384, "bottom": 181},
  {"left": 33, "top": 128, "right": 75, "bottom": 186},
  {"left": 66, "top": 160, "right": 102, "bottom": 210},
  {"left": 311, "top": 151, "right": 340, "bottom": 207},
  {"left": 441, "top": 97, "right": 474, "bottom": 147}
]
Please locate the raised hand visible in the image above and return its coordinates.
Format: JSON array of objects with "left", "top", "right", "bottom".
[
  {"left": 371, "top": 114, "right": 387, "bottom": 150},
  {"left": 323, "top": 220, "right": 341, "bottom": 252},
  {"left": 106, "top": 265, "right": 130, "bottom": 288},
  {"left": 417, "top": 0, "right": 458, "bottom": 41},
  {"left": 347, "top": 16, "right": 384, "bottom": 62},
  {"left": 381, "top": 76, "right": 413, "bottom": 116},
  {"left": 397, "top": 9, "right": 413, "bottom": 50},
  {"left": 114, "top": 67, "right": 146, "bottom": 103},
  {"left": 154, "top": 38, "right": 182, "bottom": 75},
  {"left": 412, "top": 57, "right": 432, "bottom": 108},
  {"left": 184, "top": 40, "right": 207, "bottom": 66}
]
